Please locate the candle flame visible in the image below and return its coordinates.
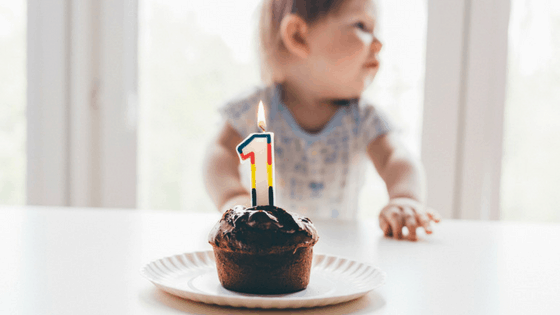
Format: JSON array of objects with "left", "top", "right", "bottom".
[{"left": 258, "top": 100, "right": 266, "bottom": 132}]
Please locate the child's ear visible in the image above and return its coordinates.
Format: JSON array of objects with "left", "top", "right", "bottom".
[{"left": 279, "top": 14, "right": 310, "bottom": 59}]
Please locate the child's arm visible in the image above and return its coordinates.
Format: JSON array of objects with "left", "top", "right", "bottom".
[
  {"left": 203, "top": 122, "right": 251, "bottom": 212},
  {"left": 367, "top": 132, "right": 441, "bottom": 241}
]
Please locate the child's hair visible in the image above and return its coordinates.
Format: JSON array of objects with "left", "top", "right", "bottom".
[{"left": 258, "top": 0, "right": 347, "bottom": 84}]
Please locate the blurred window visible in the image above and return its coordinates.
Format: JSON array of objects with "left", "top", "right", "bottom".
[
  {"left": 501, "top": 0, "right": 560, "bottom": 222},
  {"left": 0, "top": 1, "right": 26, "bottom": 205},
  {"left": 138, "top": 0, "right": 427, "bottom": 217}
]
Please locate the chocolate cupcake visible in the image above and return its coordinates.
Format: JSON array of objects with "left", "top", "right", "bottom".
[{"left": 208, "top": 205, "right": 319, "bottom": 294}]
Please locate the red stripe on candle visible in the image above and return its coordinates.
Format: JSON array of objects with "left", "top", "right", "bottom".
[
  {"left": 267, "top": 143, "right": 272, "bottom": 165},
  {"left": 240, "top": 152, "right": 255, "bottom": 164}
]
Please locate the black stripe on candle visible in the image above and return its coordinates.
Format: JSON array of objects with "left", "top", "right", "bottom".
[
  {"left": 268, "top": 186, "right": 274, "bottom": 206},
  {"left": 251, "top": 188, "right": 257, "bottom": 207}
]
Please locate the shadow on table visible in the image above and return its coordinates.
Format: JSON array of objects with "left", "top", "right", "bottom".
[{"left": 140, "top": 288, "right": 386, "bottom": 314}]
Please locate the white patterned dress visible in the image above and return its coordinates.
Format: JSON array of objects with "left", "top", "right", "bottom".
[{"left": 219, "top": 84, "right": 393, "bottom": 220}]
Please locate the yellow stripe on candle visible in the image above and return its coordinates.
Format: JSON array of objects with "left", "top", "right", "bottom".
[
  {"left": 267, "top": 164, "right": 273, "bottom": 187},
  {"left": 251, "top": 163, "right": 256, "bottom": 189}
]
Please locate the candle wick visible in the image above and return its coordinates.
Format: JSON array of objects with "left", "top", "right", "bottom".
[{"left": 258, "top": 122, "right": 266, "bottom": 132}]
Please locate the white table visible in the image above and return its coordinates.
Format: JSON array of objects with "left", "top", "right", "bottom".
[{"left": 1, "top": 206, "right": 559, "bottom": 314}]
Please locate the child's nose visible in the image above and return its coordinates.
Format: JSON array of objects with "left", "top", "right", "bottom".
[{"left": 372, "top": 37, "right": 382, "bottom": 53}]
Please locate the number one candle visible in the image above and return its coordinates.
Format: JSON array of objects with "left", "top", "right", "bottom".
[{"left": 236, "top": 101, "right": 275, "bottom": 207}]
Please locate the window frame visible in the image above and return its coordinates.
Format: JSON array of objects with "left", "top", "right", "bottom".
[
  {"left": 27, "top": 0, "right": 138, "bottom": 208},
  {"left": 422, "top": 0, "right": 510, "bottom": 219}
]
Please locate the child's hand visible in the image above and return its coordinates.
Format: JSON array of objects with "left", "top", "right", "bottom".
[{"left": 379, "top": 197, "right": 441, "bottom": 241}]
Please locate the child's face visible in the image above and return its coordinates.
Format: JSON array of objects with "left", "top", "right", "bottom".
[{"left": 306, "top": 0, "right": 381, "bottom": 99}]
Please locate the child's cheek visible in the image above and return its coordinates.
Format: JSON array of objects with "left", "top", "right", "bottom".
[
  {"left": 321, "top": 28, "right": 348, "bottom": 60},
  {"left": 331, "top": 32, "right": 368, "bottom": 68}
]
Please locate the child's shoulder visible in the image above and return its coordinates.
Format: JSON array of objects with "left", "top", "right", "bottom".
[
  {"left": 347, "top": 97, "right": 393, "bottom": 143},
  {"left": 344, "top": 97, "right": 386, "bottom": 124},
  {"left": 218, "top": 84, "right": 277, "bottom": 136}
]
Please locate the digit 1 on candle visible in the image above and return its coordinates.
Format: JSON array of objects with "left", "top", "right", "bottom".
[{"left": 236, "top": 101, "right": 275, "bottom": 207}]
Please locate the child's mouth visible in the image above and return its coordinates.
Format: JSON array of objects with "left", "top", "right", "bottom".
[{"left": 364, "top": 61, "right": 379, "bottom": 68}]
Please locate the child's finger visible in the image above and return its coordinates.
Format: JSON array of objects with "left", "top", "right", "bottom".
[
  {"left": 402, "top": 207, "right": 418, "bottom": 241},
  {"left": 416, "top": 212, "right": 433, "bottom": 234},
  {"left": 426, "top": 208, "right": 442, "bottom": 223},
  {"left": 379, "top": 216, "right": 392, "bottom": 237},
  {"left": 383, "top": 206, "right": 404, "bottom": 240}
]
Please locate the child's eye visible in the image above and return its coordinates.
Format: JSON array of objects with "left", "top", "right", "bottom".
[
  {"left": 354, "top": 22, "right": 366, "bottom": 30},
  {"left": 354, "top": 22, "right": 371, "bottom": 33}
]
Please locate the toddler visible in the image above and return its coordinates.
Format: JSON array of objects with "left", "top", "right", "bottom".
[{"left": 204, "top": 0, "right": 441, "bottom": 241}]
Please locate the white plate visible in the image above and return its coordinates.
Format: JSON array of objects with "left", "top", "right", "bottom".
[{"left": 141, "top": 250, "right": 386, "bottom": 309}]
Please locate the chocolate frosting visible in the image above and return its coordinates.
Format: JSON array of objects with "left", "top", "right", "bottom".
[{"left": 208, "top": 205, "right": 319, "bottom": 254}]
